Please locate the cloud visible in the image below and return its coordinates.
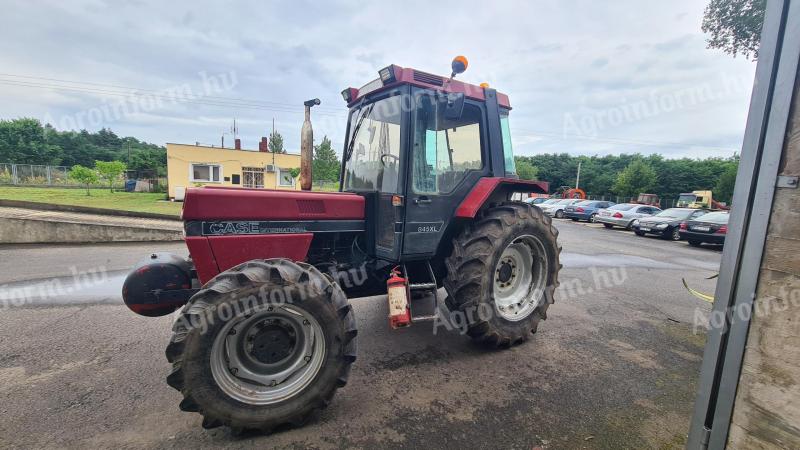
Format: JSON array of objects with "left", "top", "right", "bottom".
[{"left": 0, "top": 0, "right": 756, "bottom": 160}]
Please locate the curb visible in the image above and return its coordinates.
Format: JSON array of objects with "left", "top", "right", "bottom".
[{"left": 0, "top": 199, "right": 181, "bottom": 221}]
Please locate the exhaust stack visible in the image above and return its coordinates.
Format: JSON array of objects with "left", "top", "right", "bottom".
[{"left": 301, "top": 98, "right": 320, "bottom": 190}]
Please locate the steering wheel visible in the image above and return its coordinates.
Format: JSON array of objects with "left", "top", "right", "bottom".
[{"left": 380, "top": 153, "right": 399, "bottom": 165}]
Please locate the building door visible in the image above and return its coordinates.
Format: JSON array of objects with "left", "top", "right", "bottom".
[{"left": 242, "top": 167, "right": 265, "bottom": 188}]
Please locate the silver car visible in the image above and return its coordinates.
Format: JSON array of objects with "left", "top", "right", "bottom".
[
  {"left": 595, "top": 203, "right": 661, "bottom": 229},
  {"left": 540, "top": 198, "right": 584, "bottom": 218}
]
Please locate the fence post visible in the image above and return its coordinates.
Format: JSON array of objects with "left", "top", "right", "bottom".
[
  {"left": 11, "top": 164, "right": 17, "bottom": 185},
  {"left": 46, "top": 166, "right": 52, "bottom": 185}
]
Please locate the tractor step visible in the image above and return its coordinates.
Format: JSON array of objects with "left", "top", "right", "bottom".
[{"left": 404, "top": 263, "right": 439, "bottom": 323}]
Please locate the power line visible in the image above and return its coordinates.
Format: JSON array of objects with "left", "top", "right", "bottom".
[{"left": 0, "top": 72, "right": 345, "bottom": 113}]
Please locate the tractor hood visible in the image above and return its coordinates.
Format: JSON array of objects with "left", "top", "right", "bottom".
[{"left": 181, "top": 186, "right": 365, "bottom": 221}]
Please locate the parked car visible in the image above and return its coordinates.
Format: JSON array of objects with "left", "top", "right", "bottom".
[
  {"left": 525, "top": 197, "right": 550, "bottom": 205},
  {"left": 632, "top": 208, "right": 709, "bottom": 240},
  {"left": 680, "top": 210, "right": 730, "bottom": 247},
  {"left": 595, "top": 203, "right": 661, "bottom": 229},
  {"left": 564, "top": 200, "right": 616, "bottom": 222},
  {"left": 540, "top": 198, "right": 584, "bottom": 218}
]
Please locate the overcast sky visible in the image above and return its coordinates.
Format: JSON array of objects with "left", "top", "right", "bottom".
[{"left": 0, "top": 0, "right": 756, "bottom": 159}]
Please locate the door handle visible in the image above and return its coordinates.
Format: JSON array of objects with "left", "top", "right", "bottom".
[{"left": 414, "top": 196, "right": 432, "bottom": 204}]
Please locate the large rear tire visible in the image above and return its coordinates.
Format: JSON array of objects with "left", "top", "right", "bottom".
[
  {"left": 444, "top": 202, "right": 561, "bottom": 347},
  {"left": 165, "top": 259, "right": 357, "bottom": 432}
]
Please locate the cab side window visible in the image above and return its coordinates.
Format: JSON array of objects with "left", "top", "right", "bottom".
[{"left": 413, "top": 98, "right": 483, "bottom": 194}]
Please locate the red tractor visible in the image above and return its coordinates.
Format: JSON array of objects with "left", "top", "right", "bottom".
[{"left": 122, "top": 58, "right": 561, "bottom": 432}]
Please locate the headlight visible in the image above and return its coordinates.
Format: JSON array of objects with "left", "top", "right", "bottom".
[{"left": 655, "top": 223, "right": 668, "bottom": 229}]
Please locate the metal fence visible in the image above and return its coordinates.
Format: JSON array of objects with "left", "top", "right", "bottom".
[
  {"left": 0, "top": 163, "right": 72, "bottom": 186},
  {"left": 0, "top": 163, "right": 165, "bottom": 192},
  {"left": 583, "top": 194, "right": 678, "bottom": 209}
]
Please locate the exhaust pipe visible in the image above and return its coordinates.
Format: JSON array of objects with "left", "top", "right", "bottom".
[{"left": 301, "top": 98, "right": 320, "bottom": 191}]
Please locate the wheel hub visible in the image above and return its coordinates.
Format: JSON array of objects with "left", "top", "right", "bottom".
[
  {"left": 249, "top": 322, "right": 297, "bottom": 365},
  {"left": 497, "top": 260, "right": 515, "bottom": 285}
]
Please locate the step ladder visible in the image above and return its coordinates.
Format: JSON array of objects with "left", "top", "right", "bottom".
[{"left": 403, "top": 262, "right": 439, "bottom": 322}]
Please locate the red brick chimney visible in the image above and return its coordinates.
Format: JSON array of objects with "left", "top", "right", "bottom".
[
  {"left": 234, "top": 138, "right": 241, "bottom": 150},
  {"left": 259, "top": 136, "right": 268, "bottom": 152}
]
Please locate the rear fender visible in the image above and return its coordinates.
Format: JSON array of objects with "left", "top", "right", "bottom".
[{"left": 455, "top": 177, "right": 549, "bottom": 218}]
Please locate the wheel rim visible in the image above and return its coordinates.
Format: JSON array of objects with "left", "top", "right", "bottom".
[
  {"left": 210, "top": 304, "right": 326, "bottom": 405},
  {"left": 671, "top": 228, "right": 680, "bottom": 240},
  {"left": 493, "top": 235, "right": 548, "bottom": 321},
  {"left": 590, "top": 214, "right": 597, "bottom": 223}
]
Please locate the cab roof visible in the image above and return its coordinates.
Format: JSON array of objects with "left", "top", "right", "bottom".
[{"left": 342, "top": 64, "right": 511, "bottom": 109}]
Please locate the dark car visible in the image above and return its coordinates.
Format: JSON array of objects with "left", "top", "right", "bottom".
[
  {"left": 632, "top": 208, "right": 709, "bottom": 240},
  {"left": 680, "top": 211, "right": 730, "bottom": 247},
  {"left": 564, "top": 200, "right": 615, "bottom": 222}
]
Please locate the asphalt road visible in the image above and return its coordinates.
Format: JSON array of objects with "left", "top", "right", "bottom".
[{"left": 0, "top": 220, "right": 721, "bottom": 449}]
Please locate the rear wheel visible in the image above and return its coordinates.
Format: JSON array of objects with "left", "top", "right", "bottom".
[
  {"left": 445, "top": 203, "right": 561, "bottom": 347},
  {"left": 589, "top": 213, "right": 597, "bottom": 223},
  {"left": 165, "top": 259, "right": 357, "bottom": 432},
  {"left": 555, "top": 210, "right": 565, "bottom": 219},
  {"left": 666, "top": 227, "right": 681, "bottom": 241}
]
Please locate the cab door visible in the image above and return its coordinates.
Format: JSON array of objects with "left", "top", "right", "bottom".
[{"left": 402, "top": 92, "right": 487, "bottom": 258}]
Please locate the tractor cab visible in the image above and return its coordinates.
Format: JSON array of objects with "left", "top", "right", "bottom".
[{"left": 338, "top": 60, "right": 532, "bottom": 262}]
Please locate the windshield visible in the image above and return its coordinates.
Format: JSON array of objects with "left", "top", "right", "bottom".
[
  {"left": 677, "top": 194, "right": 697, "bottom": 204},
  {"left": 343, "top": 95, "right": 403, "bottom": 193},
  {"left": 656, "top": 208, "right": 694, "bottom": 219},
  {"left": 542, "top": 199, "right": 559, "bottom": 204}
]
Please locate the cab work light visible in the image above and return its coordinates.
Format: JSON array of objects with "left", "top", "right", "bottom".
[{"left": 379, "top": 65, "right": 397, "bottom": 84}]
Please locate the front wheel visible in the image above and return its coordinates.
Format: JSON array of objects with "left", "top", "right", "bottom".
[
  {"left": 555, "top": 210, "right": 565, "bottom": 219},
  {"left": 445, "top": 203, "right": 561, "bottom": 347},
  {"left": 165, "top": 259, "right": 357, "bottom": 432}
]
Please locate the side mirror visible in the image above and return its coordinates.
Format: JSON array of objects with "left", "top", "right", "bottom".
[{"left": 443, "top": 92, "right": 465, "bottom": 120}]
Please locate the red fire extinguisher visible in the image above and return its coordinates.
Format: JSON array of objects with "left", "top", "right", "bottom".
[{"left": 387, "top": 266, "right": 411, "bottom": 329}]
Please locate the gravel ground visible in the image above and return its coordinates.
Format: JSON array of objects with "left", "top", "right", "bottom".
[{"left": 0, "top": 219, "right": 721, "bottom": 449}]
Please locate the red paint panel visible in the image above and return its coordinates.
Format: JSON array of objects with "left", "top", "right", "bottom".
[
  {"left": 455, "top": 178, "right": 550, "bottom": 218},
  {"left": 185, "top": 236, "right": 219, "bottom": 284},
  {"left": 207, "top": 234, "right": 313, "bottom": 275},
  {"left": 182, "top": 187, "right": 364, "bottom": 221}
]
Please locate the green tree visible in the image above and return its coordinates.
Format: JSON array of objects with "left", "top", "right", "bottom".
[
  {"left": 69, "top": 165, "right": 98, "bottom": 195},
  {"left": 95, "top": 160, "right": 127, "bottom": 192},
  {"left": 702, "top": 0, "right": 766, "bottom": 60},
  {"left": 715, "top": 162, "right": 739, "bottom": 205},
  {"left": 515, "top": 158, "right": 538, "bottom": 180},
  {"left": 613, "top": 160, "right": 658, "bottom": 198},
  {"left": 268, "top": 131, "right": 285, "bottom": 153},
  {"left": 312, "top": 136, "right": 340, "bottom": 182}
]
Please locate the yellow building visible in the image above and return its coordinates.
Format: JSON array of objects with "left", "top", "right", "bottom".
[{"left": 166, "top": 143, "right": 302, "bottom": 200}]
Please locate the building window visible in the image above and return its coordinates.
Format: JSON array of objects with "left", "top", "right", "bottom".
[
  {"left": 277, "top": 168, "right": 295, "bottom": 187},
  {"left": 242, "top": 167, "right": 265, "bottom": 188},
  {"left": 191, "top": 164, "right": 222, "bottom": 183}
]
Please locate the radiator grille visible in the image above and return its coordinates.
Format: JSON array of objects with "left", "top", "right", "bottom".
[{"left": 297, "top": 199, "right": 326, "bottom": 214}]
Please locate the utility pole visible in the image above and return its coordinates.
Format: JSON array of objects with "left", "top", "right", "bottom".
[{"left": 575, "top": 161, "right": 582, "bottom": 189}]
